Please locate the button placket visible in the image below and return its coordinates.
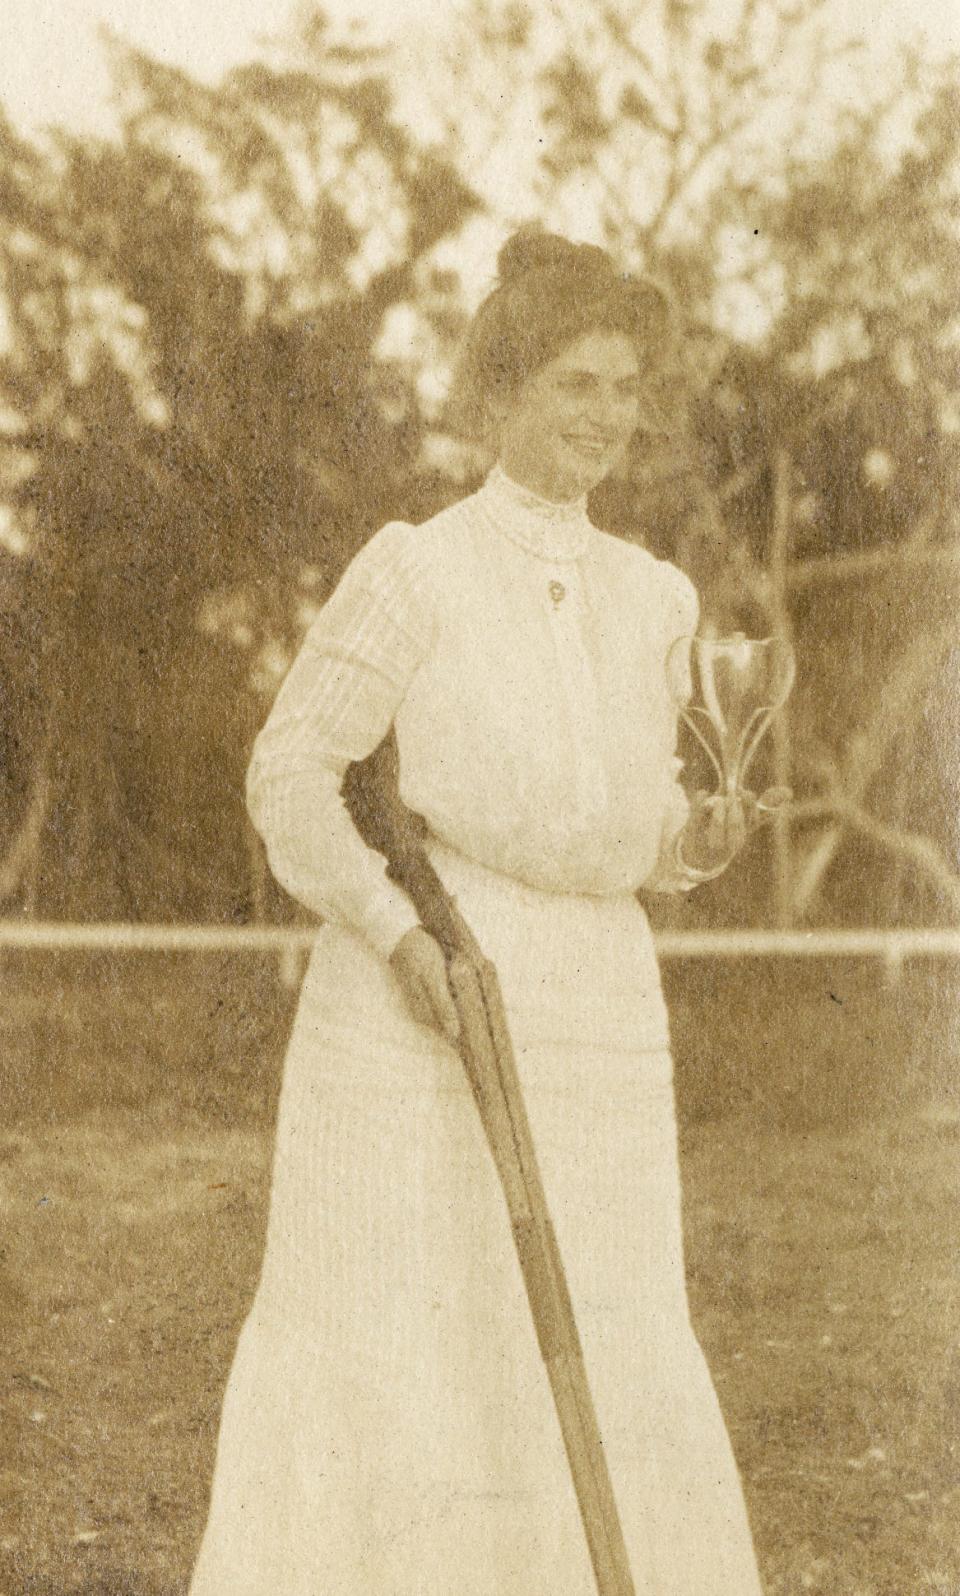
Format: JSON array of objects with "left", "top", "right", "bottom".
[{"left": 545, "top": 564, "right": 607, "bottom": 822}]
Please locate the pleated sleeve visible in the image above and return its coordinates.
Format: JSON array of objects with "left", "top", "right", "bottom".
[{"left": 246, "top": 521, "right": 434, "bottom": 957}]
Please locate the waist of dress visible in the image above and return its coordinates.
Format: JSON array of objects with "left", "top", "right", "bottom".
[
  {"left": 419, "top": 812, "right": 658, "bottom": 896},
  {"left": 424, "top": 833, "right": 638, "bottom": 914},
  {"left": 423, "top": 836, "right": 670, "bottom": 1050},
  {"left": 297, "top": 832, "right": 671, "bottom": 1066}
]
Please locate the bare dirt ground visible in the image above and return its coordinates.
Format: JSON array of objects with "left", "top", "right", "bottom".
[{"left": 2, "top": 953, "right": 958, "bottom": 1594}]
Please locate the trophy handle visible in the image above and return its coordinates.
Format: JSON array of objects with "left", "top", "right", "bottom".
[
  {"left": 735, "top": 706, "right": 776, "bottom": 790},
  {"left": 736, "top": 645, "right": 796, "bottom": 788},
  {"left": 677, "top": 706, "right": 725, "bottom": 786}
]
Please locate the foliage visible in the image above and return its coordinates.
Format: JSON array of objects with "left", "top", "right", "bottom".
[
  {"left": 0, "top": 29, "right": 476, "bottom": 918},
  {"left": 0, "top": 3, "right": 957, "bottom": 925}
]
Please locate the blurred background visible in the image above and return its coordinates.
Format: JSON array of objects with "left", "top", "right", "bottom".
[
  {"left": 0, "top": 0, "right": 958, "bottom": 934},
  {"left": 1, "top": 3, "right": 959, "bottom": 1593}
]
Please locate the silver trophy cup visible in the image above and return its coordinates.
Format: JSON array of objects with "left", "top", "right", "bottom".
[{"left": 666, "top": 632, "right": 796, "bottom": 878}]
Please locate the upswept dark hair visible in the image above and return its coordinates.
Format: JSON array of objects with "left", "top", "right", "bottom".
[{"left": 447, "top": 227, "right": 675, "bottom": 441}]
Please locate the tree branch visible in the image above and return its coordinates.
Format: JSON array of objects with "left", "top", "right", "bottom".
[
  {"left": 789, "top": 618, "right": 957, "bottom": 915},
  {"left": 791, "top": 797, "right": 960, "bottom": 919},
  {"left": 788, "top": 536, "right": 959, "bottom": 591}
]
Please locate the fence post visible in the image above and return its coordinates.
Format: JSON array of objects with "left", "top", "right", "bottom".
[{"left": 769, "top": 450, "right": 795, "bottom": 928}]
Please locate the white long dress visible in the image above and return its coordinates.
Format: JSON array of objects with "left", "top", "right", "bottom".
[{"left": 188, "top": 468, "right": 764, "bottom": 1595}]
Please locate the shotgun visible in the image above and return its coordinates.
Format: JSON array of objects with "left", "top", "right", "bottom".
[{"left": 342, "top": 734, "right": 639, "bottom": 1596}]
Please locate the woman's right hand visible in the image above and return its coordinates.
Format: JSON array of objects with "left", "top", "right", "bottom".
[{"left": 389, "top": 927, "right": 461, "bottom": 1048}]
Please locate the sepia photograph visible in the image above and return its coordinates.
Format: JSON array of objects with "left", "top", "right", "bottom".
[{"left": 1, "top": 0, "right": 958, "bottom": 1591}]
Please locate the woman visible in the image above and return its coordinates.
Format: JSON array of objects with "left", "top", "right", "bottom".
[{"left": 189, "top": 230, "right": 763, "bottom": 1595}]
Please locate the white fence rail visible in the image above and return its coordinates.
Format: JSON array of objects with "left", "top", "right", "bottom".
[
  {"left": 3, "top": 923, "right": 958, "bottom": 992},
  {"left": 2, "top": 921, "right": 959, "bottom": 966}
]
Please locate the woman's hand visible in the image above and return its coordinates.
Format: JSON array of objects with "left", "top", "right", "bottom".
[
  {"left": 677, "top": 787, "right": 792, "bottom": 878},
  {"left": 389, "top": 927, "right": 461, "bottom": 1048}
]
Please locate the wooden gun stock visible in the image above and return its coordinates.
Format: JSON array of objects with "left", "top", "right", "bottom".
[{"left": 342, "top": 737, "right": 640, "bottom": 1596}]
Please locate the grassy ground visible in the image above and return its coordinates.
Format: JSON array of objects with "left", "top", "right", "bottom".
[{"left": 1, "top": 955, "right": 958, "bottom": 1594}]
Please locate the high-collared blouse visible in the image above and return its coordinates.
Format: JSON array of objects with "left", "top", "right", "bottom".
[{"left": 246, "top": 467, "right": 699, "bottom": 957}]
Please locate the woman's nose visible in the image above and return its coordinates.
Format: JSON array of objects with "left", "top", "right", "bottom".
[{"left": 586, "top": 390, "right": 631, "bottom": 433}]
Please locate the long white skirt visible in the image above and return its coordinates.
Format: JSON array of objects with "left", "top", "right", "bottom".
[{"left": 189, "top": 844, "right": 763, "bottom": 1595}]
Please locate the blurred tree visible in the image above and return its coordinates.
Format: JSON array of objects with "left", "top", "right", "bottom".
[
  {"left": 1, "top": 0, "right": 957, "bottom": 931},
  {"left": 0, "top": 28, "right": 476, "bottom": 919},
  {"left": 737, "top": 79, "right": 960, "bottom": 924},
  {"left": 406, "top": 0, "right": 871, "bottom": 273}
]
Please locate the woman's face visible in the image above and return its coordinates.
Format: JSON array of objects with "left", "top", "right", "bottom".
[{"left": 495, "top": 328, "right": 643, "bottom": 503}]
